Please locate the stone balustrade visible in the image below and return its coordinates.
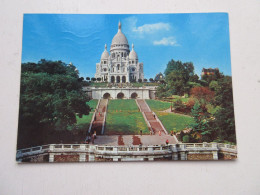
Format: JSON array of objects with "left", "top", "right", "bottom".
[{"left": 16, "top": 142, "right": 237, "bottom": 162}]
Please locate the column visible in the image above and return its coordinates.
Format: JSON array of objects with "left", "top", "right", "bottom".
[
  {"left": 180, "top": 152, "right": 187, "bottom": 160},
  {"left": 212, "top": 151, "right": 218, "bottom": 160},
  {"left": 49, "top": 153, "right": 54, "bottom": 162},
  {"left": 79, "top": 153, "right": 86, "bottom": 162}
]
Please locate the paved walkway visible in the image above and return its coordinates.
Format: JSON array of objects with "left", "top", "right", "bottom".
[
  {"left": 136, "top": 99, "right": 166, "bottom": 135},
  {"left": 90, "top": 99, "right": 108, "bottom": 135},
  {"left": 92, "top": 135, "right": 178, "bottom": 146}
]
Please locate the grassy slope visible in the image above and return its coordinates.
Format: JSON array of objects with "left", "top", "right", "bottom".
[
  {"left": 76, "top": 99, "right": 98, "bottom": 129},
  {"left": 146, "top": 99, "right": 171, "bottom": 111},
  {"left": 106, "top": 99, "right": 149, "bottom": 135},
  {"left": 146, "top": 99, "right": 194, "bottom": 132},
  {"left": 155, "top": 112, "right": 194, "bottom": 132}
]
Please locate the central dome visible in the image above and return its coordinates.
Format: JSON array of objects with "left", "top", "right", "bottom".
[{"left": 111, "top": 21, "right": 129, "bottom": 46}]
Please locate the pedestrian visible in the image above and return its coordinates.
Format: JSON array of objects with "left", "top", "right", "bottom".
[
  {"left": 94, "top": 130, "right": 97, "bottom": 139},
  {"left": 140, "top": 130, "right": 143, "bottom": 136},
  {"left": 166, "top": 139, "right": 169, "bottom": 145},
  {"left": 170, "top": 130, "right": 173, "bottom": 136},
  {"left": 153, "top": 114, "right": 156, "bottom": 119},
  {"left": 94, "top": 115, "right": 96, "bottom": 121},
  {"left": 159, "top": 130, "right": 161, "bottom": 136}
]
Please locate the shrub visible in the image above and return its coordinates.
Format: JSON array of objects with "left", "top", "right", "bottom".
[
  {"left": 182, "top": 135, "right": 190, "bottom": 143},
  {"left": 190, "top": 86, "right": 215, "bottom": 103}
]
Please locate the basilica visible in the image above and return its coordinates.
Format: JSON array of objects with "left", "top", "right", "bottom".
[{"left": 95, "top": 21, "right": 144, "bottom": 83}]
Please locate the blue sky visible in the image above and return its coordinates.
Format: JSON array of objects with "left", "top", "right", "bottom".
[{"left": 22, "top": 13, "right": 232, "bottom": 79}]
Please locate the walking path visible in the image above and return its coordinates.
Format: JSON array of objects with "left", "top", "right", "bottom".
[
  {"left": 136, "top": 99, "right": 167, "bottom": 135},
  {"left": 90, "top": 99, "right": 108, "bottom": 135}
]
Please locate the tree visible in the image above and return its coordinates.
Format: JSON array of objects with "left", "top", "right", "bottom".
[
  {"left": 155, "top": 84, "right": 171, "bottom": 99},
  {"left": 86, "top": 77, "right": 90, "bottom": 81},
  {"left": 138, "top": 78, "right": 142, "bottom": 83},
  {"left": 209, "top": 80, "right": 219, "bottom": 91},
  {"left": 91, "top": 77, "right": 96, "bottom": 82},
  {"left": 97, "top": 77, "right": 101, "bottom": 82},
  {"left": 166, "top": 71, "right": 186, "bottom": 95},
  {"left": 149, "top": 78, "right": 154, "bottom": 82},
  {"left": 190, "top": 102, "right": 211, "bottom": 142},
  {"left": 164, "top": 59, "right": 195, "bottom": 83},
  {"left": 190, "top": 86, "right": 215, "bottom": 104},
  {"left": 210, "top": 76, "right": 236, "bottom": 143},
  {"left": 17, "top": 60, "right": 91, "bottom": 148},
  {"left": 78, "top": 77, "right": 84, "bottom": 82},
  {"left": 162, "top": 59, "right": 197, "bottom": 96},
  {"left": 144, "top": 78, "right": 147, "bottom": 82}
]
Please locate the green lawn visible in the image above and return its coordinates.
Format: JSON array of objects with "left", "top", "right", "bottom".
[
  {"left": 76, "top": 99, "right": 98, "bottom": 129},
  {"left": 146, "top": 99, "right": 194, "bottom": 132},
  {"left": 105, "top": 99, "right": 149, "bottom": 135},
  {"left": 107, "top": 99, "right": 139, "bottom": 112},
  {"left": 89, "top": 82, "right": 107, "bottom": 87},
  {"left": 156, "top": 111, "right": 194, "bottom": 132},
  {"left": 132, "top": 82, "right": 159, "bottom": 87},
  {"left": 146, "top": 99, "right": 171, "bottom": 111},
  {"left": 86, "top": 99, "right": 98, "bottom": 111}
]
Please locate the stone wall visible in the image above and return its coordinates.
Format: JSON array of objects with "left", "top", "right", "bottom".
[
  {"left": 218, "top": 153, "right": 237, "bottom": 160},
  {"left": 90, "top": 87, "right": 150, "bottom": 99},
  {"left": 187, "top": 153, "right": 213, "bottom": 160},
  {"left": 54, "top": 154, "right": 79, "bottom": 162}
]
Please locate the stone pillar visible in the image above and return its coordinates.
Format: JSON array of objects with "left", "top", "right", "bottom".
[
  {"left": 113, "top": 157, "right": 119, "bottom": 161},
  {"left": 88, "top": 145, "right": 95, "bottom": 162},
  {"left": 79, "top": 153, "right": 86, "bottom": 162},
  {"left": 180, "top": 152, "right": 187, "bottom": 160},
  {"left": 113, "top": 147, "right": 118, "bottom": 153},
  {"left": 49, "top": 153, "right": 54, "bottom": 162},
  {"left": 172, "top": 153, "right": 178, "bottom": 160},
  {"left": 148, "top": 157, "right": 154, "bottom": 161},
  {"left": 212, "top": 151, "right": 218, "bottom": 160},
  {"left": 88, "top": 154, "right": 95, "bottom": 162},
  {"left": 148, "top": 146, "right": 153, "bottom": 153}
]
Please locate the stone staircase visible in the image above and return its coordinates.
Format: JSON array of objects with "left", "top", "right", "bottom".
[
  {"left": 136, "top": 99, "right": 167, "bottom": 135},
  {"left": 90, "top": 99, "right": 108, "bottom": 135}
]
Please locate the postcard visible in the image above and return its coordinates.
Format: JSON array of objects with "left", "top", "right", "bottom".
[{"left": 17, "top": 13, "right": 237, "bottom": 162}]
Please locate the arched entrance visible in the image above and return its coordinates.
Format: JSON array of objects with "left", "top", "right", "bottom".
[
  {"left": 103, "top": 93, "right": 111, "bottom": 99},
  {"left": 122, "top": 76, "right": 126, "bottom": 83},
  {"left": 131, "top": 92, "right": 138, "bottom": 99},
  {"left": 111, "top": 76, "right": 115, "bottom": 83},
  {"left": 116, "top": 76, "right": 120, "bottom": 83},
  {"left": 117, "top": 92, "right": 124, "bottom": 99}
]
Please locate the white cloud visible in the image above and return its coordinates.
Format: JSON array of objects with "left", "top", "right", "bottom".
[
  {"left": 132, "top": 23, "right": 171, "bottom": 34},
  {"left": 153, "top": 37, "right": 179, "bottom": 46},
  {"left": 123, "top": 17, "right": 171, "bottom": 36}
]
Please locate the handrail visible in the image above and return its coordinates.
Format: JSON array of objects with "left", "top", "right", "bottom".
[
  {"left": 16, "top": 143, "right": 237, "bottom": 160},
  {"left": 88, "top": 99, "right": 101, "bottom": 133}
]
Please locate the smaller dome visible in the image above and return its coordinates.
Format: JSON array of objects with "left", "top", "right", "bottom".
[
  {"left": 101, "top": 44, "right": 109, "bottom": 59},
  {"left": 129, "top": 43, "right": 138, "bottom": 60}
]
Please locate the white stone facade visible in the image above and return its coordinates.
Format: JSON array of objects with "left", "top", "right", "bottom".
[
  {"left": 83, "top": 87, "right": 155, "bottom": 99},
  {"left": 95, "top": 21, "right": 144, "bottom": 83}
]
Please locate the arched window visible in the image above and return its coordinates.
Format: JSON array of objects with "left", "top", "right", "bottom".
[{"left": 117, "top": 64, "right": 120, "bottom": 70}]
